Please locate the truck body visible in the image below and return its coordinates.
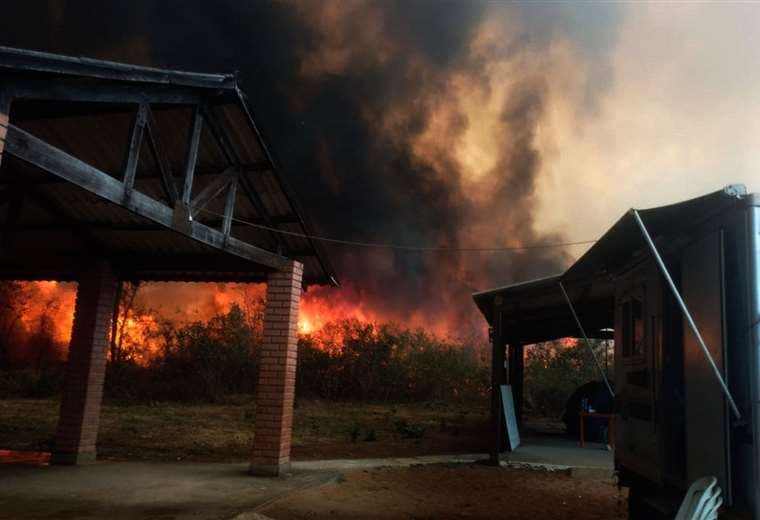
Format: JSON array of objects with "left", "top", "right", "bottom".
[{"left": 473, "top": 185, "right": 760, "bottom": 517}]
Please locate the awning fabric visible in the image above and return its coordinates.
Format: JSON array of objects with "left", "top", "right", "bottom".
[{"left": 472, "top": 185, "right": 747, "bottom": 344}]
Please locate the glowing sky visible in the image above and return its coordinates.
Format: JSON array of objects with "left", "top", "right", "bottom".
[{"left": 531, "top": 3, "right": 760, "bottom": 258}]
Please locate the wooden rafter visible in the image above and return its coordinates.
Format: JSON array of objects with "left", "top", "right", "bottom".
[
  {"left": 4, "top": 124, "right": 289, "bottom": 270},
  {"left": 222, "top": 177, "right": 237, "bottom": 237},
  {"left": 182, "top": 105, "right": 203, "bottom": 206},
  {"left": 122, "top": 103, "right": 147, "bottom": 196},
  {"left": 7, "top": 80, "right": 203, "bottom": 106},
  {"left": 202, "top": 106, "right": 283, "bottom": 251},
  {"left": 189, "top": 167, "right": 236, "bottom": 218},
  {"left": 145, "top": 105, "right": 179, "bottom": 206}
]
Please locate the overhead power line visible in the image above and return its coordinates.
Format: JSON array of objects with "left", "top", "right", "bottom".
[{"left": 198, "top": 208, "right": 596, "bottom": 252}]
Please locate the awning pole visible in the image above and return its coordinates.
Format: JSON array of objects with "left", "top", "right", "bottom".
[
  {"left": 558, "top": 281, "right": 615, "bottom": 398},
  {"left": 632, "top": 209, "right": 741, "bottom": 419}
]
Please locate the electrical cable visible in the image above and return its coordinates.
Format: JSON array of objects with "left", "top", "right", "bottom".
[{"left": 198, "top": 208, "right": 597, "bottom": 253}]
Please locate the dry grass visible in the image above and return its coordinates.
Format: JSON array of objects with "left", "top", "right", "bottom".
[{"left": 0, "top": 397, "right": 488, "bottom": 462}]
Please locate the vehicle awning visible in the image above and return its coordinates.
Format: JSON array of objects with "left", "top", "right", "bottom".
[{"left": 472, "top": 185, "right": 748, "bottom": 344}]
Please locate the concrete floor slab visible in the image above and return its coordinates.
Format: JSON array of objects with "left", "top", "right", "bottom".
[
  {"left": 293, "top": 435, "right": 612, "bottom": 474},
  {"left": 0, "top": 435, "right": 611, "bottom": 519},
  {"left": 0, "top": 462, "right": 337, "bottom": 520},
  {"left": 506, "top": 434, "right": 613, "bottom": 470}
]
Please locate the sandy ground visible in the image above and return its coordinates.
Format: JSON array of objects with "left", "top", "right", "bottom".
[{"left": 263, "top": 464, "right": 626, "bottom": 520}]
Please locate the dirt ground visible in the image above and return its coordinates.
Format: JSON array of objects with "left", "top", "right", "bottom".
[
  {"left": 0, "top": 398, "right": 489, "bottom": 462},
  {"left": 263, "top": 464, "right": 626, "bottom": 520}
]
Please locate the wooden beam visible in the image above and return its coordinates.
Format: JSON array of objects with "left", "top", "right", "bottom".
[
  {"left": 222, "top": 178, "right": 237, "bottom": 237},
  {"left": 189, "top": 167, "right": 235, "bottom": 217},
  {"left": 145, "top": 105, "right": 179, "bottom": 206},
  {"left": 8, "top": 80, "right": 204, "bottom": 105},
  {"left": 122, "top": 103, "right": 147, "bottom": 195},
  {"left": 5, "top": 215, "right": 293, "bottom": 232},
  {"left": 182, "top": 105, "right": 203, "bottom": 205},
  {"left": 6, "top": 222, "right": 164, "bottom": 232},
  {"left": 2, "top": 162, "right": 270, "bottom": 187},
  {"left": 5, "top": 124, "right": 290, "bottom": 271},
  {"left": 202, "top": 107, "right": 283, "bottom": 252}
]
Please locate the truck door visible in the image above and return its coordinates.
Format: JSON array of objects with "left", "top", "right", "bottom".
[
  {"left": 681, "top": 231, "right": 730, "bottom": 500},
  {"left": 615, "top": 263, "right": 664, "bottom": 484}
]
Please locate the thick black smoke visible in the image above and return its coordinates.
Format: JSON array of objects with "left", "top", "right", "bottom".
[{"left": 0, "top": 1, "right": 621, "bottom": 338}]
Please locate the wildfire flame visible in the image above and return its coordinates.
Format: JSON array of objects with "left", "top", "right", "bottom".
[
  {"left": 10, "top": 279, "right": 486, "bottom": 365},
  {"left": 11, "top": 282, "right": 377, "bottom": 353},
  {"left": 17, "top": 281, "right": 76, "bottom": 345}
]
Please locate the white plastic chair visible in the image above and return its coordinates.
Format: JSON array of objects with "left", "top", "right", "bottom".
[{"left": 674, "top": 476, "right": 723, "bottom": 520}]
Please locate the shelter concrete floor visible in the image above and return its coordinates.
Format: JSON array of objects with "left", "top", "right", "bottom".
[
  {"left": 506, "top": 432, "right": 613, "bottom": 474},
  {"left": 0, "top": 437, "right": 611, "bottom": 519},
  {"left": 0, "top": 461, "right": 338, "bottom": 520}
]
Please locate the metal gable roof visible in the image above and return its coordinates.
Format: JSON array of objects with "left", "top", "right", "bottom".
[
  {"left": 0, "top": 46, "right": 337, "bottom": 286},
  {"left": 0, "top": 46, "right": 236, "bottom": 88}
]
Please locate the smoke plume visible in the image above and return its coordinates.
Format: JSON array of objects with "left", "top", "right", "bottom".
[{"left": 0, "top": 1, "right": 622, "bottom": 339}]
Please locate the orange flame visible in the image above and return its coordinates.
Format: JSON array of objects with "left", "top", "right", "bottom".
[
  {"left": 17, "top": 281, "right": 76, "bottom": 345},
  {"left": 13, "top": 280, "right": 481, "bottom": 363}
]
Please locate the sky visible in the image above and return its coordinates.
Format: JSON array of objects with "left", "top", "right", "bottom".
[
  {"left": 532, "top": 2, "right": 760, "bottom": 254},
  {"left": 1, "top": 1, "right": 759, "bottom": 338}
]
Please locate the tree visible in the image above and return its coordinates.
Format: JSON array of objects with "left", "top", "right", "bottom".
[
  {"left": 109, "top": 281, "right": 141, "bottom": 368},
  {"left": 0, "top": 281, "right": 30, "bottom": 368},
  {"left": 523, "top": 339, "right": 613, "bottom": 417}
]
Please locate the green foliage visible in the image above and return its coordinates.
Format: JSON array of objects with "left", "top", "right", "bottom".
[
  {"left": 152, "top": 304, "right": 259, "bottom": 402},
  {"left": 1, "top": 297, "right": 489, "bottom": 404},
  {"left": 0, "top": 367, "right": 64, "bottom": 399},
  {"left": 393, "top": 418, "right": 426, "bottom": 439},
  {"left": 523, "top": 339, "right": 613, "bottom": 417},
  {"left": 349, "top": 423, "right": 361, "bottom": 443}
]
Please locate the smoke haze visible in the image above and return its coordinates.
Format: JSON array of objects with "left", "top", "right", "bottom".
[{"left": 2, "top": 1, "right": 757, "bottom": 338}]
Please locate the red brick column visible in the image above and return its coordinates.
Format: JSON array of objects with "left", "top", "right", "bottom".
[
  {"left": 52, "top": 262, "right": 118, "bottom": 465},
  {"left": 250, "top": 261, "right": 303, "bottom": 476}
]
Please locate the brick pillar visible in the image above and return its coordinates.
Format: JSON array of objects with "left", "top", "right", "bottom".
[
  {"left": 250, "top": 261, "right": 303, "bottom": 476},
  {"left": 52, "top": 262, "right": 118, "bottom": 465}
]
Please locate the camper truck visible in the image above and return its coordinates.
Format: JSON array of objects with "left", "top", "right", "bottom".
[{"left": 473, "top": 185, "right": 760, "bottom": 517}]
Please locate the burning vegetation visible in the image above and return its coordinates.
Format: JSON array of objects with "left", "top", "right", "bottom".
[
  {"left": 0, "top": 281, "right": 490, "bottom": 403},
  {"left": 0, "top": 280, "right": 601, "bottom": 418}
]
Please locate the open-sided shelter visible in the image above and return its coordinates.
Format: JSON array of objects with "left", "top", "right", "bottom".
[
  {"left": 474, "top": 185, "right": 760, "bottom": 518},
  {"left": 0, "top": 46, "right": 337, "bottom": 476}
]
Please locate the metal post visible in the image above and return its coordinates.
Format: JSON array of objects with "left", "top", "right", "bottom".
[
  {"left": 745, "top": 204, "right": 760, "bottom": 518},
  {"left": 559, "top": 282, "right": 615, "bottom": 398},
  {"left": 632, "top": 209, "right": 741, "bottom": 419},
  {"left": 489, "top": 308, "right": 506, "bottom": 466}
]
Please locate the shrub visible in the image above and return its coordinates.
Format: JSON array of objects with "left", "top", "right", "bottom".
[{"left": 523, "top": 339, "right": 614, "bottom": 418}]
